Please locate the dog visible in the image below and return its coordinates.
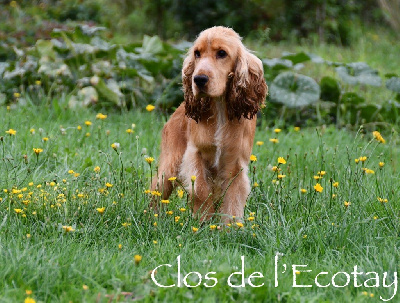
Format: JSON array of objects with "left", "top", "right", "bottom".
[{"left": 151, "top": 26, "right": 268, "bottom": 222}]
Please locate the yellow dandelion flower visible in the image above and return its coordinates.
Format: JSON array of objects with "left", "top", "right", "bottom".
[
  {"left": 236, "top": 222, "right": 244, "bottom": 228},
  {"left": 179, "top": 207, "right": 186, "bottom": 212},
  {"left": 62, "top": 226, "right": 75, "bottom": 232},
  {"left": 250, "top": 155, "right": 257, "bottom": 162},
  {"left": 85, "top": 121, "right": 92, "bottom": 126},
  {"left": 111, "top": 142, "right": 120, "bottom": 150},
  {"left": 134, "top": 254, "right": 142, "bottom": 264},
  {"left": 82, "top": 284, "right": 89, "bottom": 290},
  {"left": 24, "top": 298, "right": 36, "bottom": 303},
  {"left": 105, "top": 182, "right": 113, "bottom": 188},
  {"left": 379, "top": 162, "right": 385, "bottom": 168},
  {"left": 274, "top": 128, "right": 282, "bottom": 133},
  {"left": 96, "top": 113, "right": 107, "bottom": 120},
  {"left": 175, "top": 216, "right": 180, "bottom": 222},
  {"left": 122, "top": 222, "right": 131, "bottom": 227},
  {"left": 177, "top": 189, "right": 184, "bottom": 198},
  {"left": 256, "top": 141, "right": 264, "bottom": 146},
  {"left": 33, "top": 148, "right": 43, "bottom": 155},
  {"left": 253, "top": 182, "right": 259, "bottom": 187},
  {"left": 14, "top": 208, "right": 23, "bottom": 214},
  {"left": 344, "top": 201, "right": 351, "bottom": 208},
  {"left": 271, "top": 166, "right": 281, "bottom": 172},
  {"left": 355, "top": 158, "right": 360, "bottom": 164},
  {"left": 30, "top": 128, "right": 35, "bottom": 134},
  {"left": 314, "top": 183, "right": 323, "bottom": 193},
  {"left": 277, "top": 174, "right": 286, "bottom": 179},
  {"left": 153, "top": 240, "right": 158, "bottom": 244},
  {"left": 303, "top": 235, "right": 307, "bottom": 239},
  {"left": 210, "top": 225, "right": 217, "bottom": 230},
  {"left": 300, "top": 188, "right": 307, "bottom": 194},
  {"left": 318, "top": 171, "right": 326, "bottom": 176},
  {"left": 25, "top": 290, "right": 33, "bottom": 295},
  {"left": 277, "top": 157, "right": 286, "bottom": 164},
  {"left": 359, "top": 156, "right": 367, "bottom": 162},
  {"left": 166, "top": 210, "right": 173, "bottom": 215},
  {"left": 191, "top": 175, "right": 196, "bottom": 182},
  {"left": 313, "top": 175, "right": 322, "bottom": 180},
  {"left": 192, "top": 227, "right": 199, "bottom": 232},
  {"left": 5, "top": 129, "right": 16, "bottom": 136},
  {"left": 333, "top": 182, "right": 339, "bottom": 187},
  {"left": 168, "top": 177, "right": 177, "bottom": 181},
  {"left": 126, "top": 129, "right": 134, "bottom": 134},
  {"left": 294, "top": 127, "right": 300, "bottom": 132},
  {"left": 269, "top": 138, "right": 279, "bottom": 144},
  {"left": 145, "top": 157, "right": 154, "bottom": 164},
  {"left": 373, "top": 131, "right": 385, "bottom": 144},
  {"left": 146, "top": 104, "right": 155, "bottom": 112},
  {"left": 247, "top": 216, "right": 255, "bottom": 221},
  {"left": 96, "top": 207, "right": 106, "bottom": 214},
  {"left": 161, "top": 199, "right": 169, "bottom": 204},
  {"left": 94, "top": 166, "right": 100, "bottom": 172},
  {"left": 74, "top": 173, "right": 80, "bottom": 177}
]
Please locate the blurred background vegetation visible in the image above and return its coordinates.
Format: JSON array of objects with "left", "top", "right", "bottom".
[
  {"left": 1, "top": 0, "right": 398, "bottom": 45},
  {"left": 0, "top": 0, "right": 399, "bottom": 131}
]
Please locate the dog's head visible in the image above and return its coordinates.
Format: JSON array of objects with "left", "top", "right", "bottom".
[{"left": 182, "top": 26, "right": 268, "bottom": 122}]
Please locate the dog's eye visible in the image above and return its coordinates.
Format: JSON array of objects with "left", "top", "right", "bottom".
[
  {"left": 194, "top": 50, "right": 201, "bottom": 58},
  {"left": 217, "top": 50, "right": 227, "bottom": 59}
]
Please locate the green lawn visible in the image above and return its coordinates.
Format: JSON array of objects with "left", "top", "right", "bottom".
[{"left": 0, "top": 103, "right": 399, "bottom": 302}]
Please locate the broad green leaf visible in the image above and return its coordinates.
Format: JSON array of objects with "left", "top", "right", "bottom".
[
  {"left": 35, "top": 40, "right": 57, "bottom": 60},
  {"left": 94, "top": 78, "right": 122, "bottom": 106},
  {"left": 0, "top": 62, "right": 9, "bottom": 76},
  {"left": 281, "top": 52, "right": 311, "bottom": 64},
  {"left": 140, "top": 35, "right": 164, "bottom": 55},
  {"left": 263, "top": 58, "right": 292, "bottom": 70},
  {"left": 336, "top": 62, "right": 381, "bottom": 86},
  {"left": 320, "top": 76, "right": 341, "bottom": 103},
  {"left": 341, "top": 92, "right": 364, "bottom": 105},
  {"left": 269, "top": 72, "right": 320, "bottom": 108},
  {"left": 386, "top": 77, "right": 400, "bottom": 93}
]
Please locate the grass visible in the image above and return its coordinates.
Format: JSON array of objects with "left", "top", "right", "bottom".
[{"left": 0, "top": 101, "right": 399, "bottom": 302}]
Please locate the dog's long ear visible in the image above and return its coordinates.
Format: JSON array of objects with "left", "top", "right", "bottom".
[
  {"left": 226, "top": 49, "right": 268, "bottom": 121},
  {"left": 182, "top": 49, "right": 211, "bottom": 123}
]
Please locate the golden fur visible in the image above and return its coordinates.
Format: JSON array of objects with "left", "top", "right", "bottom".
[{"left": 151, "top": 26, "right": 268, "bottom": 221}]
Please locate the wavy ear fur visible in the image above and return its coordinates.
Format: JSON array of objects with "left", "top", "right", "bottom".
[
  {"left": 226, "top": 49, "right": 268, "bottom": 121},
  {"left": 182, "top": 50, "right": 211, "bottom": 123}
]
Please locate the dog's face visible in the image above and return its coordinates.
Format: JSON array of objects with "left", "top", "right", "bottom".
[
  {"left": 190, "top": 28, "right": 239, "bottom": 98},
  {"left": 182, "top": 26, "right": 268, "bottom": 122}
]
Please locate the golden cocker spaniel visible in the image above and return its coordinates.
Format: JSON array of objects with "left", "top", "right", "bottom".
[{"left": 151, "top": 26, "right": 268, "bottom": 221}]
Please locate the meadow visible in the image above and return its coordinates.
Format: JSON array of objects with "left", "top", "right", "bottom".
[{"left": 0, "top": 96, "right": 399, "bottom": 302}]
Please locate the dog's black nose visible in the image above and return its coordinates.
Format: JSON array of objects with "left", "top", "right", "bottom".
[{"left": 194, "top": 75, "right": 209, "bottom": 88}]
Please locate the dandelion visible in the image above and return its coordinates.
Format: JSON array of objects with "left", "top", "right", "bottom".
[
  {"left": 13, "top": 92, "right": 21, "bottom": 98},
  {"left": 166, "top": 210, "right": 173, "bottom": 215},
  {"left": 333, "top": 182, "right": 339, "bottom": 187},
  {"left": 247, "top": 216, "right": 255, "bottom": 221},
  {"left": 318, "top": 171, "right": 326, "bottom": 176},
  {"left": 85, "top": 121, "right": 92, "bottom": 126},
  {"left": 274, "top": 128, "right": 281, "bottom": 133},
  {"left": 145, "top": 157, "right": 154, "bottom": 164},
  {"left": 77, "top": 125, "right": 82, "bottom": 130},
  {"left": 303, "top": 235, "right": 307, "bottom": 239},
  {"left": 300, "top": 188, "right": 307, "bottom": 194},
  {"left": 24, "top": 298, "right": 36, "bottom": 303},
  {"left": 253, "top": 182, "right": 259, "bottom": 187},
  {"left": 74, "top": 173, "right": 80, "bottom": 178},
  {"left": 373, "top": 216, "right": 378, "bottom": 220},
  {"left": 161, "top": 199, "right": 169, "bottom": 204},
  {"left": 313, "top": 175, "right": 322, "bottom": 180},
  {"left": 30, "top": 128, "right": 35, "bottom": 134},
  {"left": 122, "top": 222, "right": 131, "bottom": 227},
  {"left": 210, "top": 225, "right": 217, "bottom": 230},
  {"left": 134, "top": 255, "right": 142, "bottom": 265},
  {"left": 344, "top": 201, "right": 351, "bottom": 208},
  {"left": 168, "top": 177, "right": 177, "bottom": 181},
  {"left": 294, "top": 127, "right": 300, "bottom": 132},
  {"left": 236, "top": 222, "right": 244, "bottom": 228},
  {"left": 362, "top": 168, "right": 375, "bottom": 174},
  {"left": 269, "top": 138, "right": 279, "bottom": 144},
  {"left": 33, "top": 148, "right": 43, "bottom": 155},
  {"left": 83, "top": 285, "right": 89, "bottom": 290},
  {"left": 96, "top": 207, "right": 106, "bottom": 214},
  {"left": 151, "top": 190, "right": 161, "bottom": 197},
  {"left": 5, "top": 129, "right": 16, "bottom": 136},
  {"left": 355, "top": 158, "right": 360, "bottom": 164},
  {"left": 126, "top": 129, "right": 134, "bottom": 134},
  {"left": 359, "top": 156, "right": 367, "bottom": 162},
  {"left": 111, "top": 142, "right": 120, "bottom": 150},
  {"left": 26, "top": 290, "right": 33, "bottom": 295},
  {"left": 373, "top": 131, "right": 385, "bottom": 144},
  {"left": 271, "top": 166, "right": 281, "bottom": 172},
  {"left": 146, "top": 104, "right": 155, "bottom": 112},
  {"left": 177, "top": 189, "right": 184, "bottom": 198},
  {"left": 94, "top": 166, "right": 100, "bottom": 172},
  {"left": 175, "top": 216, "right": 180, "bottom": 222},
  {"left": 277, "top": 157, "right": 286, "bottom": 164},
  {"left": 191, "top": 175, "right": 197, "bottom": 182},
  {"left": 153, "top": 240, "right": 158, "bottom": 244},
  {"left": 179, "top": 208, "right": 186, "bottom": 212},
  {"left": 256, "top": 141, "right": 264, "bottom": 146},
  {"left": 377, "top": 197, "right": 388, "bottom": 203},
  {"left": 314, "top": 183, "right": 323, "bottom": 193},
  {"left": 192, "top": 227, "right": 199, "bottom": 232},
  {"left": 35, "top": 80, "right": 41, "bottom": 86},
  {"left": 10, "top": 1, "right": 17, "bottom": 8},
  {"left": 96, "top": 113, "right": 107, "bottom": 120},
  {"left": 42, "top": 137, "right": 49, "bottom": 142},
  {"left": 105, "top": 182, "right": 113, "bottom": 188},
  {"left": 14, "top": 209, "right": 23, "bottom": 214},
  {"left": 250, "top": 154, "right": 257, "bottom": 162},
  {"left": 379, "top": 162, "right": 385, "bottom": 168},
  {"left": 62, "top": 226, "right": 75, "bottom": 232},
  {"left": 277, "top": 174, "right": 286, "bottom": 179}
]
